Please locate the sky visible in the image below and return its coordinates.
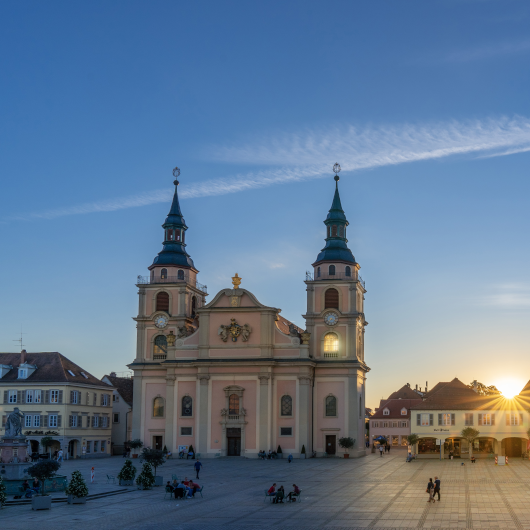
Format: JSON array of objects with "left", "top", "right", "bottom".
[{"left": 1, "top": 0, "right": 530, "bottom": 409}]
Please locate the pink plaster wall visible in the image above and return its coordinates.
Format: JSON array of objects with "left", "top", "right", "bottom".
[
  {"left": 209, "top": 313, "right": 262, "bottom": 345},
  {"left": 315, "top": 381, "right": 345, "bottom": 451},
  {"left": 276, "top": 379, "right": 297, "bottom": 450},
  {"left": 209, "top": 349, "right": 260, "bottom": 357},
  {"left": 143, "top": 382, "right": 167, "bottom": 445},
  {"left": 210, "top": 381, "right": 225, "bottom": 450},
  {"left": 175, "top": 350, "right": 199, "bottom": 359},
  {"left": 176, "top": 381, "right": 196, "bottom": 450},
  {"left": 274, "top": 349, "right": 300, "bottom": 357},
  {"left": 274, "top": 328, "right": 292, "bottom": 344},
  {"left": 241, "top": 380, "right": 257, "bottom": 450},
  {"left": 211, "top": 294, "right": 231, "bottom": 307},
  {"left": 182, "top": 330, "right": 199, "bottom": 345},
  {"left": 239, "top": 294, "right": 256, "bottom": 307}
]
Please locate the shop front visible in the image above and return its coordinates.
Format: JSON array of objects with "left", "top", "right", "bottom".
[{"left": 418, "top": 438, "right": 438, "bottom": 456}]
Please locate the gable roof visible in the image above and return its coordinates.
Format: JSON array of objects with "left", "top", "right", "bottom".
[
  {"left": 372, "top": 398, "right": 423, "bottom": 419},
  {"left": 0, "top": 352, "right": 110, "bottom": 388},
  {"left": 387, "top": 384, "right": 421, "bottom": 400},
  {"left": 276, "top": 316, "right": 304, "bottom": 335},
  {"left": 103, "top": 375, "right": 133, "bottom": 406}
]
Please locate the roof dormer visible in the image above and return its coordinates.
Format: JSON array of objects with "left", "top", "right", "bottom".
[
  {"left": 1, "top": 364, "right": 13, "bottom": 378},
  {"left": 18, "top": 362, "right": 37, "bottom": 379},
  {"left": 383, "top": 408, "right": 390, "bottom": 415},
  {"left": 401, "top": 407, "right": 407, "bottom": 415}
]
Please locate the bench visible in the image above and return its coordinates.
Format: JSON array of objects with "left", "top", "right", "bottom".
[
  {"left": 106, "top": 474, "right": 116, "bottom": 484},
  {"left": 164, "top": 486, "right": 173, "bottom": 500},
  {"left": 194, "top": 486, "right": 204, "bottom": 498}
]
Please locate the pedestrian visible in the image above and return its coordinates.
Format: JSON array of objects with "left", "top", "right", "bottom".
[
  {"left": 194, "top": 458, "right": 202, "bottom": 479},
  {"left": 57, "top": 449, "right": 63, "bottom": 462},
  {"left": 379, "top": 445, "right": 384, "bottom": 457},
  {"left": 426, "top": 477, "right": 435, "bottom": 503},
  {"left": 434, "top": 476, "right": 441, "bottom": 501},
  {"left": 288, "top": 453, "right": 293, "bottom": 463},
  {"left": 122, "top": 446, "right": 128, "bottom": 458},
  {"left": 387, "top": 444, "right": 391, "bottom": 453}
]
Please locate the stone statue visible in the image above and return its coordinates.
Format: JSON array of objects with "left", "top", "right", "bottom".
[
  {"left": 177, "top": 326, "right": 188, "bottom": 339},
  {"left": 241, "top": 324, "right": 252, "bottom": 342},
  {"left": 5, "top": 407, "right": 25, "bottom": 437},
  {"left": 218, "top": 325, "right": 229, "bottom": 342},
  {"left": 288, "top": 324, "right": 300, "bottom": 337}
]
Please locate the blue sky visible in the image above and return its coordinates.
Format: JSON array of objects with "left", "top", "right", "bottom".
[{"left": 1, "top": 0, "right": 530, "bottom": 408}]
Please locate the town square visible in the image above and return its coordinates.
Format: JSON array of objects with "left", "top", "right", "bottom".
[{"left": 1, "top": 1, "right": 530, "bottom": 528}]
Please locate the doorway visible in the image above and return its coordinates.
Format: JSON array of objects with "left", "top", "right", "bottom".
[
  {"left": 153, "top": 436, "right": 163, "bottom": 450},
  {"left": 505, "top": 438, "right": 522, "bottom": 457},
  {"left": 325, "top": 435, "right": 336, "bottom": 455},
  {"left": 227, "top": 428, "right": 241, "bottom": 456},
  {"left": 68, "top": 440, "right": 77, "bottom": 458}
]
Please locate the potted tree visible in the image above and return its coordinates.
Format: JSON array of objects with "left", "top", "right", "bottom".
[
  {"left": 40, "top": 436, "right": 54, "bottom": 457},
  {"left": 136, "top": 462, "right": 155, "bottom": 490},
  {"left": 0, "top": 475, "right": 6, "bottom": 509},
  {"left": 140, "top": 448, "right": 166, "bottom": 486},
  {"left": 461, "top": 427, "right": 480, "bottom": 461},
  {"left": 65, "top": 470, "right": 89, "bottom": 504},
  {"left": 300, "top": 445, "right": 306, "bottom": 459},
  {"left": 128, "top": 439, "right": 144, "bottom": 458},
  {"left": 28, "top": 460, "right": 61, "bottom": 510},
  {"left": 338, "top": 437, "right": 356, "bottom": 458},
  {"left": 276, "top": 445, "right": 283, "bottom": 459},
  {"left": 117, "top": 459, "right": 137, "bottom": 486},
  {"left": 188, "top": 444, "right": 195, "bottom": 458}
]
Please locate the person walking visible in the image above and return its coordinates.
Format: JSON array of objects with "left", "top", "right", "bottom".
[
  {"left": 426, "top": 478, "right": 435, "bottom": 503},
  {"left": 194, "top": 458, "right": 202, "bottom": 479},
  {"left": 387, "top": 444, "right": 391, "bottom": 453},
  {"left": 288, "top": 453, "right": 293, "bottom": 463},
  {"left": 434, "top": 476, "right": 441, "bottom": 501},
  {"left": 57, "top": 449, "right": 63, "bottom": 462},
  {"left": 379, "top": 445, "right": 384, "bottom": 457}
]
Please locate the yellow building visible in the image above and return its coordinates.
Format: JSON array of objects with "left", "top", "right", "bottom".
[{"left": 1, "top": 350, "right": 112, "bottom": 459}]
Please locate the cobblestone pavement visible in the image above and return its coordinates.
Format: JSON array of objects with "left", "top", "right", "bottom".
[{"left": 2, "top": 451, "right": 530, "bottom": 529}]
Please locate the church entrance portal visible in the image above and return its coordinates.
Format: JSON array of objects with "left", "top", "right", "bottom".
[
  {"left": 326, "top": 435, "right": 336, "bottom": 455},
  {"left": 227, "top": 428, "right": 241, "bottom": 456}
]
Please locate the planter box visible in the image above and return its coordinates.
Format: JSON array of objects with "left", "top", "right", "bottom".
[
  {"left": 119, "top": 479, "right": 135, "bottom": 486},
  {"left": 300, "top": 453, "right": 306, "bottom": 459},
  {"left": 32, "top": 496, "right": 52, "bottom": 511},
  {"left": 68, "top": 495, "right": 87, "bottom": 504},
  {"left": 132, "top": 454, "right": 138, "bottom": 459},
  {"left": 154, "top": 476, "right": 164, "bottom": 487},
  {"left": 276, "top": 454, "right": 283, "bottom": 459},
  {"left": 343, "top": 454, "right": 350, "bottom": 459}
]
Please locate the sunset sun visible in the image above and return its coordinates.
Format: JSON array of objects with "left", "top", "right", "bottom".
[{"left": 495, "top": 378, "right": 525, "bottom": 399}]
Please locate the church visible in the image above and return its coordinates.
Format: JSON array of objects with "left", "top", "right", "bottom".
[{"left": 130, "top": 166, "right": 370, "bottom": 458}]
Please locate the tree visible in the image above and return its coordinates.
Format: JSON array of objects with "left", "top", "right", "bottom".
[
  {"left": 338, "top": 437, "right": 356, "bottom": 452},
  {"left": 28, "top": 460, "right": 61, "bottom": 496},
  {"left": 461, "top": 427, "right": 480, "bottom": 457},
  {"left": 65, "top": 470, "right": 89, "bottom": 498},
  {"left": 139, "top": 448, "right": 166, "bottom": 477},
  {"left": 136, "top": 462, "right": 155, "bottom": 490},
  {"left": 277, "top": 445, "right": 282, "bottom": 454},
  {"left": 0, "top": 475, "right": 6, "bottom": 508},
  {"left": 40, "top": 436, "right": 54, "bottom": 453},
  {"left": 188, "top": 444, "right": 195, "bottom": 454},
  {"left": 406, "top": 434, "right": 420, "bottom": 447},
  {"left": 117, "top": 460, "right": 137, "bottom": 482},
  {"left": 467, "top": 381, "right": 501, "bottom": 396}
]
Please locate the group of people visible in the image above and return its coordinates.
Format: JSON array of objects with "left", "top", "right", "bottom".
[
  {"left": 378, "top": 444, "right": 391, "bottom": 456},
  {"left": 267, "top": 483, "right": 300, "bottom": 504},
  {"left": 258, "top": 450, "right": 294, "bottom": 462},
  {"left": 166, "top": 477, "right": 200, "bottom": 499},
  {"left": 20, "top": 479, "right": 41, "bottom": 498},
  {"left": 426, "top": 476, "right": 441, "bottom": 503},
  {"left": 178, "top": 449, "right": 195, "bottom": 459}
]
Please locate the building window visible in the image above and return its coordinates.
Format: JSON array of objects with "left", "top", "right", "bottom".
[
  {"left": 181, "top": 427, "right": 192, "bottom": 436},
  {"left": 26, "top": 390, "right": 33, "bottom": 403},
  {"left": 25, "top": 415, "right": 32, "bottom": 427},
  {"left": 182, "top": 396, "right": 193, "bottom": 417},
  {"left": 113, "top": 413, "right": 120, "bottom": 423},
  {"left": 400, "top": 421, "right": 407, "bottom": 427},
  {"left": 439, "top": 413, "right": 454, "bottom": 426},
  {"left": 392, "top": 422, "right": 398, "bottom": 428},
  {"left": 70, "top": 415, "right": 78, "bottom": 427},
  {"left": 154, "top": 335, "right": 167, "bottom": 356},
  {"left": 34, "top": 390, "right": 41, "bottom": 403},
  {"left": 18, "top": 368, "right": 28, "bottom": 379},
  {"left": 418, "top": 413, "right": 433, "bottom": 426},
  {"left": 401, "top": 408, "right": 407, "bottom": 415},
  {"left": 339, "top": 226, "right": 343, "bottom": 237},
  {"left": 382, "top": 421, "right": 388, "bottom": 428},
  {"left": 161, "top": 268, "right": 168, "bottom": 279},
  {"left": 506, "top": 413, "right": 522, "bottom": 426},
  {"left": 418, "top": 438, "right": 438, "bottom": 454},
  {"left": 465, "top": 413, "right": 473, "bottom": 426},
  {"left": 49, "top": 415, "right": 58, "bottom": 428},
  {"left": 317, "top": 267, "right": 321, "bottom": 277},
  {"left": 177, "top": 269, "right": 185, "bottom": 280},
  {"left": 328, "top": 264, "right": 336, "bottom": 275},
  {"left": 331, "top": 225, "right": 337, "bottom": 237},
  {"left": 93, "top": 415, "right": 99, "bottom": 427},
  {"left": 478, "top": 413, "right": 495, "bottom": 426},
  {"left": 8, "top": 390, "right": 17, "bottom": 403},
  {"left": 324, "top": 288, "right": 339, "bottom": 309},
  {"left": 102, "top": 394, "right": 109, "bottom": 406},
  {"left": 33, "top": 415, "right": 40, "bottom": 427},
  {"left": 86, "top": 441, "right": 91, "bottom": 453},
  {"left": 280, "top": 427, "right": 293, "bottom": 436},
  {"left": 345, "top": 266, "right": 351, "bottom": 277},
  {"left": 156, "top": 292, "right": 170, "bottom": 312},
  {"left": 229, "top": 394, "right": 239, "bottom": 415},
  {"left": 281, "top": 395, "right": 293, "bottom": 416},
  {"left": 94, "top": 441, "right": 99, "bottom": 452},
  {"left": 325, "top": 395, "right": 337, "bottom": 417},
  {"left": 153, "top": 397, "right": 165, "bottom": 417},
  {"left": 323, "top": 332, "right": 339, "bottom": 358},
  {"left": 50, "top": 390, "right": 59, "bottom": 404},
  {"left": 372, "top": 421, "right": 379, "bottom": 428},
  {"left": 383, "top": 408, "right": 390, "bottom": 415},
  {"left": 101, "top": 441, "right": 106, "bottom": 453}
]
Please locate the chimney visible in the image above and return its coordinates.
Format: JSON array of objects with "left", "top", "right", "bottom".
[
  {"left": 426, "top": 381, "right": 428, "bottom": 393},
  {"left": 415, "top": 384, "right": 418, "bottom": 391},
  {"left": 21, "top": 349, "right": 26, "bottom": 364},
  {"left": 406, "top": 383, "right": 410, "bottom": 387},
  {"left": 473, "top": 380, "right": 478, "bottom": 393},
  {"left": 110, "top": 371, "right": 117, "bottom": 378}
]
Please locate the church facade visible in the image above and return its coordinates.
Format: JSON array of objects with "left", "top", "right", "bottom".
[{"left": 130, "top": 167, "right": 370, "bottom": 458}]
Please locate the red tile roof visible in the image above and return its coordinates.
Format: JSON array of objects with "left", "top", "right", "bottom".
[
  {"left": 372, "top": 398, "right": 423, "bottom": 419},
  {"left": 387, "top": 384, "right": 422, "bottom": 400},
  {"left": 103, "top": 375, "right": 133, "bottom": 406},
  {"left": 276, "top": 316, "right": 304, "bottom": 335}
]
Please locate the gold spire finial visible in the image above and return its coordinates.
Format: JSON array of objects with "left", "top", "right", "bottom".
[{"left": 232, "top": 273, "right": 242, "bottom": 289}]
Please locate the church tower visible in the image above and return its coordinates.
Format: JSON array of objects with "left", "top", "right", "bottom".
[
  {"left": 304, "top": 164, "right": 369, "bottom": 457},
  {"left": 133, "top": 167, "right": 208, "bottom": 364}
]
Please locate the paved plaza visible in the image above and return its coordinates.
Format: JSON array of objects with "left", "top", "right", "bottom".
[{"left": 2, "top": 451, "right": 530, "bottom": 529}]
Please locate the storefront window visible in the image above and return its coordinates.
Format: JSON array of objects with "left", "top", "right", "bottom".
[
  {"left": 473, "top": 438, "right": 495, "bottom": 454},
  {"left": 418, "top": 438, "right": 438, "bottom": 454}
]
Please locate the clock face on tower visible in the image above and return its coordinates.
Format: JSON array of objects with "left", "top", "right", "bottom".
[
  {"left": 154, "top": 315, "right": 168, "bottom": 329},
  {"left": 324, "top": 312, "right": 339, "bottom": 326}
]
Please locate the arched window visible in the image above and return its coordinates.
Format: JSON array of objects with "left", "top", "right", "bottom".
[
  {"left": 281, "top": 395, "right": 292, "bottom": 416},
  {"left": 327, "top": 226, "right": 331, "bottom": 238},
  {"left": 325, "top": 288, "right": 339, "bottom": 309},
  {"left": 154, "top": 335, "right": 167, "bottom": 356},
  {"left": 332, "top": 225, "right": 337, "bottom": 237},
  {"left": 317, "top": 267, "right": 321, "bottom": 278},
  {"left": 191, "top": 296, "right": 197, "bottom": 317},
  {"left": 325, "top": 395, "right": 337, "bottom": 417},
  {"left": 156, "top": 292, "right": 169, "bottom": 312},
  {"left": 182, "top": 395, "right": 193, "bottom": 417},
  {"left": 339, "top": 226, "right": 343, "bottom": 237},
  {"left": 328, "top": 265, "right": 336, "bottom": 276},
  {"left": 153, "top": 396, "right": 164, "bottom": 417},
  {"left": 177, "top": 269, "right": 185, "bottom": 280},
  {"left": 345, "top": 266, "right": 351, "bottom": 277},
  {"left": 161, "top": 268, "right": 168, "bottom": 279},
  {"left": 166, "top": 229, "right": 174, "bottom": 241},
  {"left": 175, "top": 230, "right": 181, "bottom": 242},
  {"left": 323, "top": 332, "right": 339, "bottom": 353},
  {"left": 229, "top": 394, "right": 239, "bottom": 415}
]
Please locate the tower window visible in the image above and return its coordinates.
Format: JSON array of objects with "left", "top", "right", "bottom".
[
  {"left": 323, "top": 332, "right": 339, "bottom": 354},
  {"left": 161, "top": 268, "right": 167, "bottom": 280},
  {"left": 167, "top": 229, "right": 174, "bottom": 241},
  {"left": 154, "top": 335, "right": 167, "bottom": 356},
  {"left": 317, "top": 267, "right": 321, "bottom": 278},
  {"left": 175, "top": 230, "right": 181, "bottom": 242},
  {"left": 327, "top": 226, "right": 331, "bottom": 238},
  {"left": 328, "top": 265, "right": 336, "bottom": 276},
  {"left": 345, "top": 266, "right": 351, "bottom": 277},
  {"left": 229, "top": 394, "right": 240, "bottom": 415},
  {"left": 332, "top": 225, "right": 337, "bottom": 237},
  {"left": 177, "top": 269, "right": 185, "bottom": 280},
  {"left": 281, "top": 395, "right": 293, "bottom": 416},
  {"left": 182, "top": 395, "right": 193, "bottom": 416},
  {"left": 325, "top": 395, "right": 337, "bottom": 417},
  {"left": 339, "top": 226, "right": 343, "bottom": 237},
  {"left": 325, "top": 288, "right": 339, "bottom": 309},
  {"left": 153, "top": 396, "right": 164, "bottom": 417},
  {"left": 156, "top": 292, "right": 170, "bottom": 312}
]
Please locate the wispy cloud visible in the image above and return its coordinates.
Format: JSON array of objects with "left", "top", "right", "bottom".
[
  {"left": 445, "top": 39, "right": 530, "bottom": 62},
  {"left": 482, "top": 284, "right": 530, "bottom": 308},
  {"left": 7, "top": 115, "right": 530, "bottom": 221}
]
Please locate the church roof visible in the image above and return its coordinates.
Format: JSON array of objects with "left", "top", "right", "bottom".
[
  {"left": 276, "top": 316, "right": 304, "bottom": 335},
  {"left": 0, "top": 352, "right": 110, "bottom": 388}
]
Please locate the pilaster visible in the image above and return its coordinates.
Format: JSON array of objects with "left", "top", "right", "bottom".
[
  {"left": 165, "top": 373, "right": 176, "bottom": 451},
  {"left": 197, "top": 373, "right": 210, "bottom": 454},
  {"left": 131, "top": 371, "right": 143, "bottom": 440},
  {"left": 258, "top": 374, "right": 270, "bottom": 451},
  {"left": 298, "top": 374, "right": 313, "bottom": 454}
]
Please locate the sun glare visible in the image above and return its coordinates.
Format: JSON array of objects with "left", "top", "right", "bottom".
[{"left": 495, "top": 378, "right": 525, "bottom": 399}]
